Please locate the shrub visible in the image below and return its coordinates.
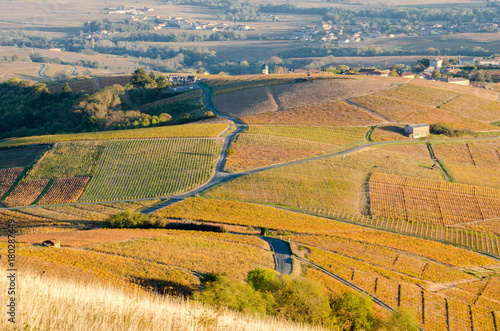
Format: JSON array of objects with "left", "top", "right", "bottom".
[
  {"left": 430, "top": 123, "right": 474, "bottom": 138},
  {"left": 105, "top": 211, "right": 161, "bottom": 228}
]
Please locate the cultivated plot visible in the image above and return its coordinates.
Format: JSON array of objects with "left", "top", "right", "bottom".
[{"left": 79, "top": 138, "right": 222, "bottom": 202}]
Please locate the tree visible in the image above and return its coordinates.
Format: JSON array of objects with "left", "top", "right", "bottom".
[
  {"left": 62, "top": 82, "right": 72, "bottom": 94},
  {"left": 330, "top": 291, "right": 381, "bottom": 331},
  {"left": 130, "top": 68, "right": 148, "bottom": 88},
  {"left": 432, "top": 70, "right": 442, "bottom": 78},
  {"left": 388, "top": 69, "right": 399, "bottom": 77},
  {"left": 385, "top": 308, "right": 419, "bottom": 331},
  {"left": 155, "top": 74, "right": 170, "bottom": 88}
]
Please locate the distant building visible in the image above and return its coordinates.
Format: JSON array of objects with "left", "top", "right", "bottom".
[
  {"left": 262, "top": 64, "right": 269, "bottom": 75},
  {"left": 401, "top": 72, "right": 415, "bottom": 78},
  {"left": 459, "top": 56, "right": 477, "bottom": 66},
  {"left": 430, "top": 58, "right": 443, "bottom": 68},
  {"left": 441, "top": 77, "right": 470, "bottom": 86},
  {"left": 404, "top": 124, "right": 430, "bottom": 139}
]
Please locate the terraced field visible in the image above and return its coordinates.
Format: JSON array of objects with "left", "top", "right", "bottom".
[{"left": 79, "top": 138, "right": 222, "bottom": 202}]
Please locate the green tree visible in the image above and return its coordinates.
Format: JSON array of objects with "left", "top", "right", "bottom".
[
  {"left": 130, "top": 68, "right": 148, "bottom": 88},
  {"left": 330, "top": 291, "right": 381, "bottom": 331},
  {"left": 388, "top": 69, "right": 399, "bottom": 77},
  {"left": 194, "top": 275, "right": 275, "bottom": 316},
  {"left": 155, "top": 74, "right": 170, "bottom": 88},
  {"left": 384, "top": 308, "right": 420, "bottom": 331},
  {"left": 62, "top": 82, "right": 72, "bottom": 94}
]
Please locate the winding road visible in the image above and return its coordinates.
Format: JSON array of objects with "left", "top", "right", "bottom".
[{"left": 259, "top": 237, "right": 293, "bottom": 275}]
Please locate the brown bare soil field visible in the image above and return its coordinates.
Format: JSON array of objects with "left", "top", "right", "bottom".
[
  {"left": 351, "top": 95, "right": 499, "bottom": 131},
  {"left": 379, "top": 83, "right": 458, "bottom": 107},
  {"left": 411, "top": 79, "right": 499, "bottom": 101},
  {"left": 3, "top": 229, "right": 174, "bottom": 247},
  {"left": 0, "top": 145, "right": 48, "bottom": 168},
  {"left": 212, "top": 78, "right": 395, "bottom": 118},
  {"left": 2, "top": 180, "right": 50, "bottom": 207},
  {"left": 98, "top": 75, "right": 132, "bottom": 89},
  {"left": 0, "top": 62, "right": 42, "bottom": 82},
  {"left": 49, "top": 79, "right": 98, "bottom": 94},
  {"left": 370, "top": 124, "right": 411, "bottom": 142},
  {"left": 241, "top": 101, "right": 386, "bottom": 126},
  {"left": 440, "top": 94, "right": 500, "bottom": 122}
]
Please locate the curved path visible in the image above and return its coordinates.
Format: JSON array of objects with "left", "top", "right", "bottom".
[{"left": 259, "top": 237, "right": 293, "bottom": 275}]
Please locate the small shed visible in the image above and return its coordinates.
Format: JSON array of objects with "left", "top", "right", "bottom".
[
  {"left": 41, "top": 239, "right": 61, "bottom": 248},
  {"left": 404, "top": 124, "right": 430, "bottom": 139}
]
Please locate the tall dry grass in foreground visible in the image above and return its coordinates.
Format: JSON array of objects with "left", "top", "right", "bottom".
[{"left": 0, "top": 268, "right": 321, "bottom": 331}]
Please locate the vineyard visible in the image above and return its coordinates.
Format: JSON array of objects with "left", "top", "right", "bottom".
[
  {"left": 49, "top": 78, "right": 99, "bottom": 94},
  {"left": 440, "top": 94, "right": 500, "bottom": 122},
  {"left": 351, "top": 95, "right": 499, "bottom": 131},
  {"left": 25, "top": 141, "right": 105, "bottom": 180},
  {"left": 411, "top": 78, "right": 499, "bottom": 101},
  {"left": 160, "top": 197, "right": 495, "bottom": 267},
  {"left": 205, "top": 160, "right": 366, "bottom": 215},
  {"left": 240, "top": 101, "right": 385, "bottom": 126},
  {"left": 369, "top": 172, "right": 500, "bottom": 226},
  {"left": 79, "top": 138, "right": 222, "bottom": 202},
  {"left": 2, "top": 179, "right": 49, "bottom": 207},
  {"left": 303, "top": 246, "right": 499, "bottom": 331},
  {"left": 0, "top": 123, "right": 229, "bottom": 147},
  {"left": 212, "top": 78, "right": 394, "bottom": 118},
  {"left": 89, "top": 231, "right": 274, "bottom": 281},
  {"left": 37, "top": 177, "right": 90, "bottom": 205},
  {"left": 205, "top": 74, "right": 301, "bottom": 94},
  {"left": 379, "top": 83, "right": 458, "bottom": 107},
  {"left": 225, "top": 126, "right": 368, "bottom": 171},
  {"left": 0, "top": 167, "right": 23, "bottom": 183}
]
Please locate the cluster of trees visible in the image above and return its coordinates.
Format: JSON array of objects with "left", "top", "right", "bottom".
[
  {"left": 0, "top": 68, "right": 207, "bottom": 139},
  {"left": 169, "top": 0, "right": 265, "bottom": 21},
  {"left": 83, "top": 19, "right": 154, "bottom": 33},
  {"left": 114, "top": 31, "right": 248, "bottom": 43},
  {"left": 196, "top": 268, "right": 419, "bottom": 330}
]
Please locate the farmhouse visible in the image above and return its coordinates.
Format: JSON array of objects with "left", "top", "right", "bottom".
[{"left": 404, "top": 124, "right": 430, "bottom": 139}]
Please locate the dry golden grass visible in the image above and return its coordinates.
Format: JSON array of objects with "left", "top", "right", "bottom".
[
  {"left": 1, "top": 229, "right": 175, "bottom": 247},
  {"left": 351, "top": 95, "right": 499, "bottom": 131},
  {"left": 0, "top": 266, "right": 317, "bottom": 331},
  {"left": 240, "top": 101, "right": 385, "bottom": 126},
  {"left": 212, "top": 78, "right": 394, "bottom": 118}
]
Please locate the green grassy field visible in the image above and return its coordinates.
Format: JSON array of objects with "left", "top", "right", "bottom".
[{"left": 79, "top": 138, "right": 222, "bottom": 202}]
